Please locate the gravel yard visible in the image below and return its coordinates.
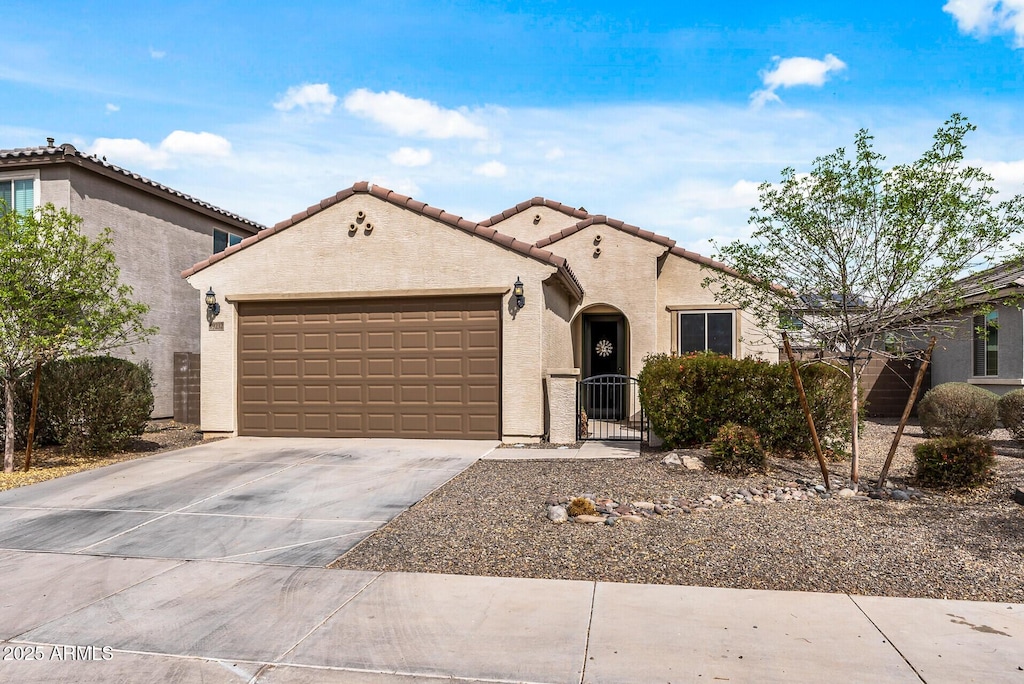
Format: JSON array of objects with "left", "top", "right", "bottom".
[
  {"left": 335, "top": 419, "right": 1024, "bottom": 601},
  {"left": 0, "top": 421, "right": 206, "bottom": 491}
]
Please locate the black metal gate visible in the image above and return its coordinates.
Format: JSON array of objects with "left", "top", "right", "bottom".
[{"left": 577, "top": 374, "right": 646, "bottom": 441}]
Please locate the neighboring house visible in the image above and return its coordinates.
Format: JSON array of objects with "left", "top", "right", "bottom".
[
  {"left": 182, "top": 182, "right": 776, "bottom": 442},
  {"left": 0, "top": 140, "right": 263, "bottom": 418},
  {"left": 928, "top": 261, "right": 1024, "bottom": 396}
]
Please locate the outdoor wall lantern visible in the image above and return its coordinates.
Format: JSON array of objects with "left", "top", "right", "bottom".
[
  {"left": 205, "top": 287, "right": 221, "bottom": 326},
  {"left": 513, "top": 277, "right": 525, "bottom": 309}
]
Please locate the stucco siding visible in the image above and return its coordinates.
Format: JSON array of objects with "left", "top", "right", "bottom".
[
  {"left": 546, "top": 226, "right": 665, "bottom": 377},
  {"left": 187, "top": 194, "right": 561, "bottom": 439},
  {"left": 61, "top": 166, "right": 253, "bottom": 417},
  {"left": 931, "top": 305, "right": 1024, "bottom": 396},
  {"left": 489, "top": 206, "right": 582, "bottom": 245},
  {"left": 656, "top": 255, "right": 776, "bottom": 360}
]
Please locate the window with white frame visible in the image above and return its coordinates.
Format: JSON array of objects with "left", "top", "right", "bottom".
[
  {"left": 973, "top": 311, "right": 998, "bottom": 376},
  {"left": 0, "top": 177, "right": 35, "bottom": 215},
  {"left": 213, "top": 228, "right": 243, "bottom": 254},
  {"left": 679, "top": 310, "right": 735, "bottom": 356}
]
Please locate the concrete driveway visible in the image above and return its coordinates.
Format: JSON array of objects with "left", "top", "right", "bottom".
[{"left": 0, "top": 437, "right": 494, "bottom": 566}]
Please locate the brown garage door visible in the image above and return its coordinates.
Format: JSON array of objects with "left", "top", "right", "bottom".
[{"left": 237, "top": 296, "right": 501, "bottom": 438}]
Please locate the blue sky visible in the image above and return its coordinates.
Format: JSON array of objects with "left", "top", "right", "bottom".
[{"left": 2, "top": 1, "right": 1023, "bottom": 254}]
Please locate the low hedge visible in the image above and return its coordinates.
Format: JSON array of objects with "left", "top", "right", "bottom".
[
  {"left": 638, "top": 352, "right": 852, "bottom": 455},
  {"left": 997, "top": 390, "right": 1024, "bottom": 442},
  {"left": 706, "top": 423, "right": 767, "bottom": 475},
  {"left": 917, "top": 382, "right": 998, "bottom": 438},
  {"left": 0, "top": 357, "right": 153, "bottom": 455},
  {"left": 913, "top": 436, "right": 995, "bottom": 489}
]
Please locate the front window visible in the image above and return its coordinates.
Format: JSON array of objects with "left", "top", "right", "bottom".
[
  {"left": 679, "top": 311, "right": 734, "bottom": 356},
  {"left": 0, "top": 178, "right": 35, "bottom": 215},
  {"left": 973, "top": 311, "right": 998, "bottom": 376},
  {"left": 213, "top": 229, "right": 243, "bottom": 254}
]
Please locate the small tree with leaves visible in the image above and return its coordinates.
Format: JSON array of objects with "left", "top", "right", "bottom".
[
  {"left": 0, "top": 203, "right": 155, "bottom": 473},
  {"left": 705, "top": 115, "right": 1024, "bottom": 487}
]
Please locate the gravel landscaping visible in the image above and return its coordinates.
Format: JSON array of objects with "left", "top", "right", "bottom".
[
  {"left": 335, "top": 419, "right": 1024, "bottom": 602},
  {"left": 0, "top": 420, "right": 206, "bottom": 492}
]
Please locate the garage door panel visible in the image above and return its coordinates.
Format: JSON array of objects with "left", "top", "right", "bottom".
[
  {"left": 400, "top": 358, "right": 429, "bottom": 377},
  {"left": 434, "top": 358, "right": 464, "bottom": 376},
  {"left": 334, "top": 384, "right": 363, "bottom": 403},
  {"left": 335, "top": 358, "right": 363, "bottom": 378},
  {"left": 238, "top": 296, "right": 499, "bottom": 438},
  {"left": 401, "top": 385, "right": 429, "bottom": 403}
]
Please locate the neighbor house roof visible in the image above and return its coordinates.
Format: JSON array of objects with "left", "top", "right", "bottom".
[
  {"left": 181, "top": 182, "right": 585, "bottom": 299},
  {"left": 0, "top": 143, "right": 263, "bottom": 233}
]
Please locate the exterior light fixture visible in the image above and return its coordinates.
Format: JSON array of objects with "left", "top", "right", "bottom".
[
  {"left": 205, "top": 287, "right": 221, "bottom": 326},
  {"left": 513, "top": 277, "right": 525, "bottom": 309}
]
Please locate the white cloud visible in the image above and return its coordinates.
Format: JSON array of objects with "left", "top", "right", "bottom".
[
  {"left": 160, "top": 130, "right": 232, "bottom": 157},
  {"left": 273, "top": 83, "right": 338, "bottom": 116},
  {"left": 979, "top": 158, "right": 1024, "bottom": 194},
  {"left": 88, "top": 130, "right": 232, "bottom": 169},
  {"left": 944, "top": 0, "right": 1024, "bottom": 47},
  {"left": 149, "top": 47, "right": 166, "bottom": 59},
  {"left": 105, "top": 103, "right": 120, "bottom": 113},
  {"left": 473, "top": 160, "right": 507, "bottom": 178},
  {"left": 388, "top": 147, "right": 433, "bottom": 167},
  {"left": 751, "top": 54, "right": 846, "bottom": 108},
  {"left": 344, "top": 88, "right": 488, "bottom": 139},
  {"left": 545, "top": 146, "right": 565, "bottom": 161}
]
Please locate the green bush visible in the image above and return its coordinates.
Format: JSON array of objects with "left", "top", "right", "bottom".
[
  {"left": 638, "top": 352, "right": 852, "bottom": 455},
  {"left": 918, "top": 382, "right": 998, "bottom": 438},
  {"left": 706, "top": 423, "right": 767, "bottom": 475},
  {"left": 913, "top": 436, "right": 995, "bottom": 489},
  {"left": 35, "top": 357, "right": 154, "bottom": 454},
  {"left": 997, "top": 390, "right": 1024, "bottom": 442}
]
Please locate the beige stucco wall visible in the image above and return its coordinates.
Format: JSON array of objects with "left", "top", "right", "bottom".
[
  {"left": 655, "top": 254, "right": 776, "bottom": 360},
  {"left": 488, "top": 206, "right": 581, "bottom": 245},
  {"left": 544, "top": 225, "right": 666, "bottom": 378},
  {"left": 56, "top": 166, "right": 253, "bottom": 418},
  {"left": 187, "top": 194, "right": 572, "bottom": 441}
]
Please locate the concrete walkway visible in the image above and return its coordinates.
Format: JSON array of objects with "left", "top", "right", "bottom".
[
  {"left": 1, "top": 553, "right": 1020, "bottom": 683},
  {"left": 482, "top": 440, "right": 640, "bottom": 460}
]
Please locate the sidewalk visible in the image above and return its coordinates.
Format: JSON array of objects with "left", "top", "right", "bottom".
[{"left": 2, "top": 551, "right": 1020, "bottom": 683}]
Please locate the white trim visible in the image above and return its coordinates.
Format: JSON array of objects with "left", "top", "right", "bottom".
[
  {"left": 0, "top": 169, "right": 41, "bottom": 210},
  {"left": 967, "top": 377, "right": 1024, "bottom": 386}
]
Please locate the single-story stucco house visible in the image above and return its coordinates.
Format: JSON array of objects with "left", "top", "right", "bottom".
[
  {"left": 0, "top": 140, "right": 263, "bottom": 418},
  {"left": 182, "top": 182, "right": 775, "bottom": 443}
]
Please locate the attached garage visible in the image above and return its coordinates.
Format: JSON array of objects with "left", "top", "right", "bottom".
[
  {"left": 183, "top": 182, "right": 583, "bottom": 442},
  {"left": 237, "top": 295, "right": 501, "bottom": 438}
]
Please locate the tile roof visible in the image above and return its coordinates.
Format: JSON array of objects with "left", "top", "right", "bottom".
[
  {"left": 181, "top": 182, "right": 585, "bottom": 299},
  {"left": 0, "top": 143, "right": 263, "bottom": 233},
  {"left": 479, "top": 197, "right": 590, "bottom": 227},
  {"left": 533, "top": 213, "right": 746, "bottom": 278}
]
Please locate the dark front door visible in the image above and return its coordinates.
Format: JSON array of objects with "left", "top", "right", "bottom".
[{"left": 582, "top": 315, "right": 626, "bottom": 419}]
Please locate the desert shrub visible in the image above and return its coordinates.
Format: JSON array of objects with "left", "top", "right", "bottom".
[
  {"left": 706, "top": 423, "right": 767, "bottom": 475},
  {"left": 997, "top": 390, "right": 1024, "bottom": 442},
  {"left": 638, "top": 352, "right": 852, "bottom": 455},
  {"left": 35, "top": 357, "right": 153, "bottom": 454},
  {"left": 917, "top": 382, "right": 998, "bottom": 438},
  {"left": 567, "top": 497, "right": 596, "bottom": 517},
  {"left": 913, "top": 436, "right": 995, "bottom": 489}
]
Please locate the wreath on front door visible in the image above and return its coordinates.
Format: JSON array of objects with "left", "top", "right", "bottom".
[{"left": 595, "top": 339, "right": 614, "bottom": 357}]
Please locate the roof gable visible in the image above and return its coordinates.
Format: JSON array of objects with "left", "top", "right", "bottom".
[
  {"left": 479, "top": 197, "right": 590, "bottom": 227},
  {"left": 181, "top": 182, "right": 584, "bottom": 299},
  {"left": 0, "top": 143, "right": 263, "bottom": 233}
]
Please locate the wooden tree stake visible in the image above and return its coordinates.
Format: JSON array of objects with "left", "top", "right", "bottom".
[
  {"left": 877, "top": 336, "right": 936, "bottom": 487},
  {"left": 782, "top": 332, "right": 831, "bottom": 490}
]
